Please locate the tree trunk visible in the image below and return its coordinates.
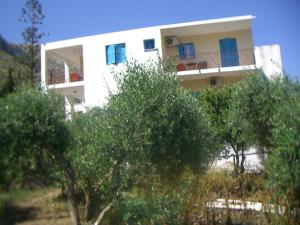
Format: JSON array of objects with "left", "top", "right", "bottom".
[
  {"left": 94, "top": 202, "right": 113, "bottom": 225},
  {"left": 234, "top": 149, "right": 240, "bottom": 174},
  {"left": 54, "top": 152, "right": 81, "bottom": 225},
  {"left": 84, "top": 181, "right": 94, "bottom": 222},
  {"left": 240, "top": 148, "right": 245, "bottom": 174},
  {"left": 60, "top": 179, "right": 67, "bottom": 197}
]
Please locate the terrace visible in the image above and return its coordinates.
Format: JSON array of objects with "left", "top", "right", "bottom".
[{"left": 46, "top": 45, "right": 84, "bottom": 86}]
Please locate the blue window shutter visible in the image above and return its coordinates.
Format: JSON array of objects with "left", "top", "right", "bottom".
[
  {"left": 178, "top": 44, "right": 185, "bottom": 59},
  {"left": 219, "top": 38, "right": 239, "bottom": 67},
  {"left": 106, "top": 45, "right": 115, "bottom": 64},
  {"left": 116, "top": 43, "right": 126, "bottom": 64}
]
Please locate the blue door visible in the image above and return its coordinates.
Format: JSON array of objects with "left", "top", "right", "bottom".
[{"left": 219, "top": 38, "right": 239, "bottom": 67}]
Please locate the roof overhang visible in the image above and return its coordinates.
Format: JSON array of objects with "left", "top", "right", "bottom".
[{"left": 160, "top": 15, "right": 255, "bottom": 37}]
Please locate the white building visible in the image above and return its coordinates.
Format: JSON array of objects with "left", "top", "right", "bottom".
[
  {"left": 41, "top": 15, "right": 282, "bottom": 112},
  {"left": 41, "top": 15, "right": 283, "bottom": 171}
]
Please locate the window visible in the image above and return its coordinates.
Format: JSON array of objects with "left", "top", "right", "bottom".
[
  {"left": 178, "top": 43, "right": 195, "bottom": 60},
  {"left": 106, "top": 43, "right": 126, "bottom": 64},
  {"left": 144, "top": 39, "right": 155, "bottom": 51}
]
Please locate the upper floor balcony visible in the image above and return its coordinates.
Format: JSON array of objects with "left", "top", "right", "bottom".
[
  {"left": 160, "top": 15, "right": 256, "bottom": 79},
  {"left": 46, "top": 45, "right": 84, "bottom": 88},
  {"left": 172, "top": 48, "right": 255, "bottom": 73}
]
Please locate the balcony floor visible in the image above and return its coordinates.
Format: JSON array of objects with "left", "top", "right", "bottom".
[
  {"left": 177, "top": 65, "right": 256, "bottom": 80},
  {"left": 48, "top": 80, "right": 85, "bottom": 89}
]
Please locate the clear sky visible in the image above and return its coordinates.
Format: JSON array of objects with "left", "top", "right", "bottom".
[{"left": 1, "top": 0, "right": 300, "bottom": 78}]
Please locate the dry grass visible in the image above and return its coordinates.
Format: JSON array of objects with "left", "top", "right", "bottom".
[
  {"left": 1, "top": 188, "right": 72, "bottom": 225},
  {"left": 183, "top": 171, "right": 298, "bottom": 225}
]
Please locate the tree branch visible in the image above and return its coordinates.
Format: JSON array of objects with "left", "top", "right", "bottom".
[{"left": 93, "top": 202, "right": 113, "bottom": 225}]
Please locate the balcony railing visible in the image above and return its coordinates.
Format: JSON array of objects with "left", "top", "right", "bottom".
[
  {"left": 171, "top": 49, "right": 255, "bottom": 72},
  {"left": 47, "top": 69, "right": 83, "bottom": 85}
]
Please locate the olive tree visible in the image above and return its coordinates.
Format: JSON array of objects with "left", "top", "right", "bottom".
[
  {"left": 68, "top": 108, "right": 134, "bottom": 223},
  {"left": 0, "top": 87, "right": 81, "bottom": 225},
  {"left": 265, "top": 78, "right": 300, "bottom": 222},
  {"left": 200, "top": 85, "right": 249, "bottom": 173},
  {"left": 101, "top": 59, "right": 221, "bottom": 224},
  {"left": 220, "top": 72, "right": 300, "bottom": 219},
  {"left": 68, "top": 59, "right": 220, "bottom": 225},
  {"left": 229, "top": 72, "right": 284, "bottom": 158},
  {"left": 108, "top": 59, "right": 220, "bottom": 176}
]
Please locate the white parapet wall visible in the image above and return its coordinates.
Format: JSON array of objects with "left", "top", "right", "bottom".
[
  {"left": 211, "top": 147, "right": 266, "bottom": 172},
  {"left": 254, "top": 44, "right": 283, "bottom": 78}
]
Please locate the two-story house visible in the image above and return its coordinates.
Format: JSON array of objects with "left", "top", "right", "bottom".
[{"left": 41, "top": 15, "right": 282, "bottom": 112}]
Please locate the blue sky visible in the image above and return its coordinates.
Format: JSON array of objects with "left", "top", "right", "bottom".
[{"left": 1, "top": 0, "right": 299, "bottom": 78}]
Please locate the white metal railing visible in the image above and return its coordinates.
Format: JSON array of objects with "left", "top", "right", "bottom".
[{"left": 170, "top": 49, "right": 255, "bottom": 72}]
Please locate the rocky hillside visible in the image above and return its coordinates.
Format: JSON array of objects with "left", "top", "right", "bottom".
[{"left": 0, "top": 35, "right": 29, "bottom": 90}]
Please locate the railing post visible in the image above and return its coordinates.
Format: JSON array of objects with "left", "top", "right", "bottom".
[
  {"left": 64, "top": 62, "right": 69, "bottom": 83},
  {"left": 217, "top": 51, "right": 220, "bottom": 69}
]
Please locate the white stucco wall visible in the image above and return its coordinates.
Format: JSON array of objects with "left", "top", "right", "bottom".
[
  {"left": 41, "top": 27, "right": 162, "bottom": 108},
  {"left": 82, "top": 27, "right": 162, "bottom": 107},
  {"left": 254, "top": 45, "right": 283, "bottom": 78},
  {"left": 40, "top": 43, "right": 46, "bottom": 89}
]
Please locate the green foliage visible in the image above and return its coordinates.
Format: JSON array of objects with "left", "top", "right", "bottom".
[
  {"left": 0, "top": 48, "right": 30, "bottom": 93},
  {"left": 68, "top": 108, "right": 133, "bottom": 221},
  {"left": 0, "top": 68, "right": 15, "bottom": 97},
  {"left": 69, "top": 108, "right": 113, "bottom": 188},
  {"left": 0, "top": 86, "right": 68, "bottom": 189},
  {"left": 265, "top": 78, "right": 300, "bottom": 220},
  {"left": 0, "top": 86, "right": 68, "bottom": 153},
  {"left": 200, "top": 85, "right": 233, "bottom": 143},
  {"left": 200, "top": 84, "right": 248, "bottom": 173},
  {"left": 107, "top": 59, "right": 220, "bottom": 177},
  {"left": 119, "top": 169, "right": 190, "bottom": 225},
  {"left": 121, "top": 193, "right": 183, "bottom": 225},
  {"left": 227, "top": 73, "right": 300, "bottom": 215},
  {"left": 66, "top": 59, "right": 220, "bottom": 223},
  {"left": 229, "top": 72, "right": 284, "bottom": 151}
]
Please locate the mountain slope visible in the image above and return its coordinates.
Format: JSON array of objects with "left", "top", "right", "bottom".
[{"left": 0, "top": 35, "right": 29, "bottom": 89}]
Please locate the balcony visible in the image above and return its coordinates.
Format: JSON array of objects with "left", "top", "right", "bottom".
[
  {"left": 46, "top": 45, "right": 84, "bottom": 87},
  {"left": 172, "top": 49, "right": 255, "bottom": 73}
]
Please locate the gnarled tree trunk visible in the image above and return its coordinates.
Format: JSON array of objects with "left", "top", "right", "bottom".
[
  {"left": 54, "top": 152, "right": 81, "bottom": 225},
  {"left": 84, "top": 180, "right": 94, "bottom": 222}
]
